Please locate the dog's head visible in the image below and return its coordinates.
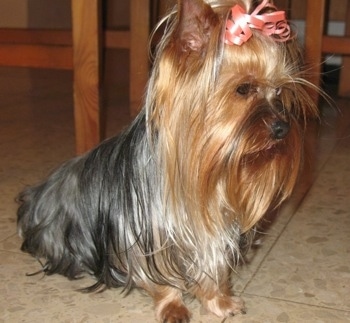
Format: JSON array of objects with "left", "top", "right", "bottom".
[{"left": 147, "top": 0, "right": 318, "bottom": 233}]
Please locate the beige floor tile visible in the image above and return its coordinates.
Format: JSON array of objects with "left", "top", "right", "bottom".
[
  {"left": 243, "top": 135, "right": 350, "bottom": 313},
  {"left": 1, "top": 63, "right": 350, "bottom": 322}
]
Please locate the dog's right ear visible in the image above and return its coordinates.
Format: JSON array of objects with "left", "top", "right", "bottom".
[{"left": 176, "top": 0, "right": 219, "bottom": 54}]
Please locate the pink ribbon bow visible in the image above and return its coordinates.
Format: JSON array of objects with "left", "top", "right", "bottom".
[{"left": 225, "top": 0, "right": 291, "bottom": 46}]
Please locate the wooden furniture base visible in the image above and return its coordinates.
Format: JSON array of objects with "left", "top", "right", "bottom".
[{"left": 0, "top": 0, "right": 150, "bottom": 154}]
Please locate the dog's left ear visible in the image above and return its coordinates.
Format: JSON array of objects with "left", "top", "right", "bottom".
[{"left": 176, "top": 0, "right": 219, "bottom": 53}]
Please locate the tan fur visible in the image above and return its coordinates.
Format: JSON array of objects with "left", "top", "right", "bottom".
[
  {"left": 138, "top": 0, "right": 319, "bottom": 321},
  {"left": 16, "top": 2, "right": 323, "bottom": 321},
  {"left": 148, "top": 0, "right": 317, "bottom": 236}
]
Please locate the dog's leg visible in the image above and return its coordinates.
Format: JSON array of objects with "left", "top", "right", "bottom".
[
  {"left": 200, "top": 292, "right": 245, "bottom": 318},
  {"left": 144, "top": 284, "right": 191, "bottom": 323},
  {"left": 191, "top": 275, "right": 246, "bottom": 318}
]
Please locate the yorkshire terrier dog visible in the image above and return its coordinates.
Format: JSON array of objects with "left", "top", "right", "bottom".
[{"left": 17, "top": 0, "right": 318, "bottom": 321}]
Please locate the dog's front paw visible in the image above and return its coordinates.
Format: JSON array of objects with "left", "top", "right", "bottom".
[
  {"left": 204, "top": 295, "right": 246, "bottom": 318},
  {"left": 157, "top": 301, "right": 191, "bottom": 323}
]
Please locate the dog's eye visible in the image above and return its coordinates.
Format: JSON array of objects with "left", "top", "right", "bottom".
[{"left": 236, "top": 83, "right": 255, "bottom": 96}]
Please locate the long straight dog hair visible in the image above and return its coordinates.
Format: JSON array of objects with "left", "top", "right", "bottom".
[{"left": 17, "top": 0, "right": 320, "bottom": 320}]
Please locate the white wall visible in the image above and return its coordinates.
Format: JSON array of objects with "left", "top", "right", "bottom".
[
  {"left": 27, "top": 0, "right": 71, "bottom": 29},
  {"left": 0, "top": 0, "right": 129, "bottom": 29},
  {"left": 0, "top": 0, "right": 70, "bottom": 29},
  {"left": 0, "top": 0, "right": 28, "bottom": 28},
  {"left": 293, "top": 20, "right": 345, "bottom": 65}
]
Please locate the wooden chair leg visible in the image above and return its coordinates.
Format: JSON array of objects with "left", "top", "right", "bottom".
[
  {"left": 305, "top": 0, "right": 326, "bottom": 95},
  {"left": 130, "top": 0, "right": 150, "bottom": 118},
  {"left": 71, "top": 0, "right": 102, "bottom": 155},
  {"left": 338, "top": 0, "right": 350, "bottom": 97}
]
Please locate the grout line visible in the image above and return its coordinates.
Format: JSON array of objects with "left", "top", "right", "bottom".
[{"left": 241, "top": 292, "right": 350, "bottom": 314}]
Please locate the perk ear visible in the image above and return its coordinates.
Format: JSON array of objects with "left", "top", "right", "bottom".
[{"left": 176, "top": 0, "right": 219, "bottom": 53}]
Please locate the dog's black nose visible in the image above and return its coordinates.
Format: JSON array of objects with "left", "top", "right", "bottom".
[{"left": 271, "top": 120, "right": 290, "bottom": 139}]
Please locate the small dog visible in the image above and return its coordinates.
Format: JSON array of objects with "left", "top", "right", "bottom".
[{"left": 17, "top": 0, "right": 318, "bottom": 321}]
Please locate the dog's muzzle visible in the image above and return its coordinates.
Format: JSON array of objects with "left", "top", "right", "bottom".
[{"left": 270, "top": 120, "right": 290, "bottom": 139}]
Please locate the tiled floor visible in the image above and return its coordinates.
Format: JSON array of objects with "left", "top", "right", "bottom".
[{"left": 0, "top": 59, "right": 350, "bottom": 322}]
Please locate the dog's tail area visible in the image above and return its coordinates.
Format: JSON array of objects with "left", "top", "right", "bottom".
[{"left": 16, "top": 157, "right": 99, "bottom": 281}]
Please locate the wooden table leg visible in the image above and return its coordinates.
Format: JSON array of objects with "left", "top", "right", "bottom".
[
  {"left": 305, "top": 0, "right": 326, "bottom": 100},
  {"left": 130, "top": 0, "right": 150, "bottom": 117},
  {"left": 71, "top": 0, "right": 102, "bottom": 155},
  {"left": 338, "top": 0, "right": 350, "bottom": 97}
]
